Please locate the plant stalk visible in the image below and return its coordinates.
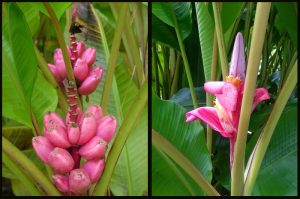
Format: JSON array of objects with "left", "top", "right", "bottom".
[
  {"left": 30, "top": 109, "right": 40, "bottom": 136},
  {"left": 110, "top": 3, "right": 144, "bottom": 87},
  {"left": 170, "top": 52, "right": 181, "bottom": 97},
  {"left": 212, "top": 2, "right": 228, "bottom": 79},
  {"left": 173, "top": 12, "right": 198, "bottom": 109},
  {"left": 93, "top": 81, "right": 148, "bottom": 196},
  {"left": 101, "top": 3, "right": 128, "bottom": 114},
  {"left": 206, "top": 32, "right": 218, "bottom": 154},
  {"left": 243, "top": 60, "right": 297, "bottom": 196},
  {"left": 153, "top": 43, "right": 160, "bottom": 96},
  {"left": 2, "top": 152, "right": 42, "bottom": 196},
  {"left": 231, "top": 3, "right": 271, "bottom": 196},
  {"left": 43, "top": 2, "right": 82, "bottom": 110}
]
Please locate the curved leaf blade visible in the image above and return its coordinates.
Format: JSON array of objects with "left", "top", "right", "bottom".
[
  {"left": 31, "top": 2, "right": 71, "bottom": 19},
  {"left": 2, "top": 35, "right": 32, "bottom": 127},
  {"left": 17, "top": 3, "right": 40, "bottom": 36},
  {"left": 152, "top": 2, "right": 192, "bottom": 40},
  {"left": 152, "top": 92, "right": 212, "bottom": 196},
  {"left": 109, "top": 62, "right": 148, "bottom": 196},
  {"left": 8, "top": 3, "right": 37, "bottom": 105},
  {"left": 31, "top": 72, "right": 58, "bottom": 129},
  {"left": 195, "top": 3, "right": 214, "bottom": 81},
  {"left": 246, "top": 104, "right": 297, "bottom": 196},
  {"left": 274, "top": 2, "right": 297, "bottom": 47},
  {"left": 152, "top": 14, "right": 179, "bottom": 50}
]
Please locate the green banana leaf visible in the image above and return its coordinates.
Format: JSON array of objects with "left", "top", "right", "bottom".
[{"left": 152, "top": 92, "right": 212, "bottom": 196}]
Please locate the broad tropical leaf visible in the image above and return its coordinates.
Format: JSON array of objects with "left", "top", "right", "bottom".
[
  {"left": 195, "top": 3, "right": 214, "bottom": 81},
  {"left": 152, "top": 92, "right": 212, "bottom": 196}
]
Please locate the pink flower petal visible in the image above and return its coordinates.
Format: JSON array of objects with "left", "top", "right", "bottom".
[
  {"left": 252, "top": 88, "right": 270, "bottom": 111},
  {"left": 216, "top": 82, "right": 239, "bottom": 112},
  {"left": 186, "top": 107, "right": 224, "bottom": 133},
  {"left": 229, "top": 32, "right": 246, "bottom": 81},
  {"left": 204, "top": 81, "right": 225, "bottom": 94}
]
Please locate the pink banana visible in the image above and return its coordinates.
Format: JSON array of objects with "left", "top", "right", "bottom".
[
  {"left": 44, "top": 125, "right": 71, "bottom": 148},
  {"left": 77, "top": 113, "right": 97, "bottom": 145},
  {"left": 82, "top": 159, "right": 105, "bottom": 183},
  {"left": 32, "top": 136, "right": 54, "bottom": 164},
  {"left": 48, "top": 64, "right": 62, "bottom": 82},
  {"left": 52, "top": 174, "right": 69, "bottom": 193},
  {"left": 73, "top": 58, "right": 88, "bottom": 81},
  {"left": 78, "top": 67, "right": 103, "bottom": 95},
  {"left": 55, "top": 58, "right": 67, "bottom": 80},
  {"left": 81, "top": 48, "right": 96, "bottom": 67},
  {"left": 48, "top": 148, "right": 74, "bottom": 174},
  {"left": 79, "top": 136, "right": 107, "bottom": 160},
  {"left": 77, "top": 41, "right": 85, "bottom": 57},
  {"left": 85, "top": 105, "right": 102, "bottom": 124},
  {"left": 69, "top": 168, "right": 91, "bottom": 194},
  {"left": 68, "top": 122, "right": 80, "bottom": 145},
  {"left": 96, "top": 116, "right": 117, "bottom": 143}
]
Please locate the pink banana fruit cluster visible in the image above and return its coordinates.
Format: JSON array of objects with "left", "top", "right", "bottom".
[
  {"left": 48, "top": 41, "right": 103, "bottom": 95},
  {"left": 32, "top": 105, "right": 117, "bottom": 195}
]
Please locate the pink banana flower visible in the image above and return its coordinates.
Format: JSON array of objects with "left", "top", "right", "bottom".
[{"left": 185, "top": 32, "right": 270, "bottom": 169}]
